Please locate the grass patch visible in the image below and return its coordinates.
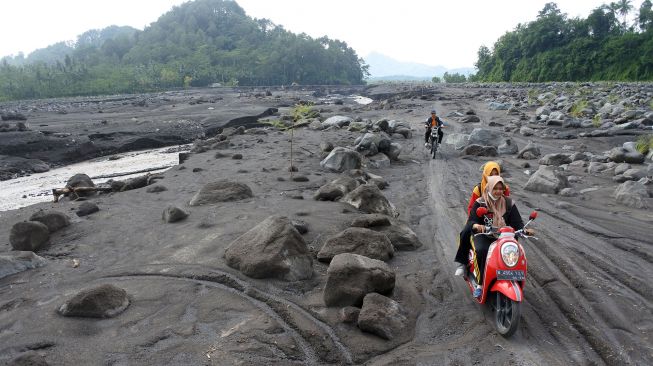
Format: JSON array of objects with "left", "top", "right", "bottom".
[
  {"left": 592, "top": 114, "right": 601, "bottom": 127},
  {"left": 262, "top": 119, "right": 288, "bottom": 129},
  {"left": 570, "top": 100, "right": 589, "bottom": 118},
  {"left": 635, "top": 135, "right": 653, "bottom": 155}
]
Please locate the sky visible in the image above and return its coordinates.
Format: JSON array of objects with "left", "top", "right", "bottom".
[{"left": 0, "top": 0, "right": 645, "bottom": 69}]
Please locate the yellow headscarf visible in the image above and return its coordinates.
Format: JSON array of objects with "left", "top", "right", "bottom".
[{"left": 480, "top": 161, "right": 501, "bottom": 195}]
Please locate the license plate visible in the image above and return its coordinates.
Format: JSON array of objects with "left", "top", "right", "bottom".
[{"left": 496, "top": 270, "right": 525, "bottom": 281}]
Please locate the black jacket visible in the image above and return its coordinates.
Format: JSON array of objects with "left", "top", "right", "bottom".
[{"left": 466, "top": 198, "right": 524, "bottom": 232}]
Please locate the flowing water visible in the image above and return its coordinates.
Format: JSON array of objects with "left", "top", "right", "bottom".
[{"left": 0, "top": 146, "right": 186, "bottom": 213}]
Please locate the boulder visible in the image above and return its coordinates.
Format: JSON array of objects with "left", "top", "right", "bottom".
[
  {"left": 539, "top": 153, "right": 572, "bottom": 166},
  {"left": 319, "top": 141, "right": 334, "bottom": 152},
  {"left": 517, "top": 141, "right": 541, "bottom": 159},
  {"left": 323, "top": 253, "right": 395, "bottom": 307},
  {"left": 66, "top": 173, "right": 95, "bottom": 194},
  {"left": 340, "top": 306, "right": 360, "bottom": 324},
  {"left": 384, "top": 142, "right": 402, "bottom": 161},
  {"left": 223, "top": 216, "right": 313, "bottom": 281},
  {"left": 189, "top": 180, "right": 253, "bottom": 206},
  {"left": 146, "top": 185, "right": 168, "bottom": 193},
  {"left": 468, "top": 128, "right": 503, "bottom": 147},
  {"left": 357, "top": 293, "right": 409, "bottom": 340},
  {"left": 461, "top": 115, "right": 480, "bottom": 123},
  {"left": 370, "top": 221, "right": 423, "bottom": 251},
  {"left": 320, "top": 147, "right": 362, "bottom": 172},
  {"left": 0, "top": 251, "right": 47, "bottom": 280},
  {"left": 162, "top": 206, "right": 189, "bottom": 223},
  {"left": 368, "top": 153, "right": 391, "bottom": 169},
  {"left": 29, "top": 210, "right": 70, "bottom": 232},
  {"left": 614, "top": 181, "right": 649, "bottom": 208},
  {"left": 444, "top": 133, "right": 470, "bottom": 150},
  {"left": 498, "top": 139, "right": 519, "bottom": 155},
  {"left": 341, "top": 184, "right": 397, "bottom": 217},
  {"left": 351, "top": 214, "right": 392, "bottom": 228},
  {"left": 317, "top": 228, "right": 394, "bottom": 262},
  {"left": 623, "top": 168, "right": 647, "bottom": 181},
  {"left": 322, "top": 116, "right": 352, "bottom": 128},
  {"left": 461, "top": 144, "right": 498, "bottom": 157},
  {"left": 314, "top": 177, "right": 359, "bottom": 201},
  {"left": 58, "top": 284, "right": 130, "bottom": 318},
  {"left": 608, "top": 147, "right": 645, "bottom": 164},
  {"left": 524, "top": 166, "right": 569, "bottom": 194},
  {"left": 520, "top": 126, "right": 535, "bottom": 136},
  {"left": 488, "top": 102, "right": 511, "bottom": 110},
  {"left": 9, "top": 221, "right": 50, "bottom": 251},
  {"left": 76, "top": 202, "right": 99, "bottom": 217}
]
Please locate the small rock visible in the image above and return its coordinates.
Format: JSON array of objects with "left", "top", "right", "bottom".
[
  {"left": 58, "top": 284, "right": 130, "bottom": 318},
  {"left": 9, "top": 221, "right": 50, "bottom": 251},
  {"left": 162, "top": 206, "right": 189, "bottom": 223},
  {"left": 76, "top": 202, "right": 99, "bottom": 217}
]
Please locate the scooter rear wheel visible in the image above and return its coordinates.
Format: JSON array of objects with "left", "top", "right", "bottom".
[{"left": 494, "top": 292, "right": 521, "bottom": 337}]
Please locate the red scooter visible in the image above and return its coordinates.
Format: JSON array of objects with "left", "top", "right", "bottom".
[{"left": 463, "top": 206, "right": 538, "bottom": 337}]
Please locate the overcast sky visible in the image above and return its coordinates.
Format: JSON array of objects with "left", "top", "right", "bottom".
[{"left": 0, "top": 0, "right": 644, "bottom": 68}]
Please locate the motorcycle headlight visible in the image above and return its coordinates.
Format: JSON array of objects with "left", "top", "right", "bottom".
[{"left": 501, "top": 242, "right": 520, "bottom": 267}]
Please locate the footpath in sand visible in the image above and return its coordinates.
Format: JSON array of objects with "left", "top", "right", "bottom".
[{"left": 0, "top": 84, "right": 652, "bottom": 365}]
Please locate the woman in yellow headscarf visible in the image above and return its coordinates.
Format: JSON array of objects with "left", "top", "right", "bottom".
[{"left": 466, "top": 161, "right": 510, "bottom": 215}]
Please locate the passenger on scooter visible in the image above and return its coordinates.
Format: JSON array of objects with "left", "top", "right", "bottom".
[
  {"left": 424, "top": 110, "right": 444, "bottom": 147},
  {"left": 466, "top": 161, "right": 511, "bottom": 215},
  {"left": 454, "top": 176, "right": 534, "bottom": 297}
]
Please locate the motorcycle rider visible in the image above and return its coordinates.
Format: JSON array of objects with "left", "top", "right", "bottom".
[
  {"left": 466, "top": 161, "right": 511, "bottom": 215},
  {"left": 454, "top": 176, "right": 534, "bottom": 297},
  {"left": 424, "top": 109, "right": 444, "bottom": 147}
]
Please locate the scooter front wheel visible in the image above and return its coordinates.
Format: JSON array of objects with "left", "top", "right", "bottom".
[{"left": 494, "top": 292, "right": 521, "bottom": 337}]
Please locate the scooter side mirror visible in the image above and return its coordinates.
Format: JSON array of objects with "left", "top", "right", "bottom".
[
  {"left": 529, "top": 211, "right": 538, "bottom": 220},
  {"left": 476, "top": 207, "right": 488, "bottom": 217}
]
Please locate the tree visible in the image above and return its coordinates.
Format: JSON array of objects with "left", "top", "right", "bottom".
[{"left": 639, "top": 0, "right": 653, "bottom": 31}]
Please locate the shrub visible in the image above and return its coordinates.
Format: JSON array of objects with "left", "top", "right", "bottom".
[
  {"left": 635, "top": 135, "right": 653, "bottom": 155},
  {"left": 570, "top": 100, "right": 588, "bottom": 118},
  {"left": 592, "top": 114, "right": 601, "bottom": 127}
]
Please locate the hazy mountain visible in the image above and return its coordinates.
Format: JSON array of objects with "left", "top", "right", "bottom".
[{"left": 364, "top": 52, "right": 474, "bottom": 79}]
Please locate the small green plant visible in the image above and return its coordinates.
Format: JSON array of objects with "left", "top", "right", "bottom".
[
  {"left": 570, "top": 100, "right": 589, "bottom": 118},
  {"left": 635, "top": 135, "right": 653, "bottom": 155},
  {"left": 649, "top": 99, "right": 653, "bottom": 110},
  {"left": 262, "top": 119, "right": 288, "bottom": 129},
  {"left": 527, "top": 88, "right": 540, "bottom": 105},
  {"left": 592, "top": 114, "right": 601, "bottom": 127},
  {"left": 607, "top": 94, "right": 619, "bottom": 104}
]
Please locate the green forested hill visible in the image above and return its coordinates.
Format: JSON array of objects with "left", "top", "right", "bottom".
[
  {"left": 474, "top": 1, "right": 653, "bottom": 82},
  {"left": 0, "top": 0, "right": 368, "bottom": 101}
]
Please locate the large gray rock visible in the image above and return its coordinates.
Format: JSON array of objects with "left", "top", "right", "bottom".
[
  {"left": 162, "top": 206, "right": 189, "bottom": 223},
  {"left": 461, "top": 144, "right": 498, "bottom": 157},
  {"left": 224, "top": 216, "right": 313, "bottom": 281},
  {"left": 539, "top": 153, "right": 572, "bottom": 166},
  {"left": 189, "top": 180, "right": 253, "bottom": 206},
  {"left": 614, "top": 181, "right": 649, "bottom": 208},
  {"left": 320, "top": 147, "right": 362, "bottom": 172},
  {"left": 66, "top": 173, "right": 95, "bottom": 197},
  {"left": 358, "top": 293, "right": 409, "bottom": 340},
  {"left": 322, "top": 116, "right": 352, "bottom": 128},
  {"left": 468, "top": 128, "right": 503, "bottom": 147},
  {"left": 368, "top": 153, "right": 391, "bottom": 169},
  {"left": 520, "top": 126, "right": 535, "bottom": 136},
  {"left": 385, "top": 142, "right": 402, "bottom": 161},
  {"left": 314, "top": 177, "right": 359, "bottom": 201},
  {"left": 58, "top": 284, "right": 130, "bottom": 318},
  {"left": 444, "top": 133, "right": 470, "bottom": 150},
  {"left": 317, "top": 227, "right": 394, "bottom": 262},
  {"left": 498, "top": 138, "right": 519, "bottom": 155},
  {"left": 9, "top": 221, "right": 50, "bottom": 251},
  {"left": 323, "top": 253, "right": 395, "bottom": 307},
  {"left": 517, "top": 141, "right": 541, "bottom": 159},
  {"left": 370, "top": 221, "right": 423, "bottom": 251},
  {"left": 608, "top": 147, "right": 645, "bottom": 164},
  {"left": 351, "top": 214, "right": 392, "bottom": 228},
  {"left": 342, "top": 184, "right": 397, "bottom": 217},
  {"left": 0, "top": 251, "right": 47, "bottom": 280},
  {"left": 29, "top": 210, "right": 70, "bottom": 232},
  {"left": 524, "top": 166, "right": 569, "bottom": 194}
]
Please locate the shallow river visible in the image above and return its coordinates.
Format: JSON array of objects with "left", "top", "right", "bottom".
[{"left": 0, "top": 146, "right": 184, "bottom": 213}]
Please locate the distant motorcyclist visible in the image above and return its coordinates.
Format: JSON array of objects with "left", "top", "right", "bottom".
[{"left": 424, "top": 109, "right": 444, "bottom": 147}]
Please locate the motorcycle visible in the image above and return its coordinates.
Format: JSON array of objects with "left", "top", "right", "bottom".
[
  {"left": 428, "top": 126, "right": 441, "bottom": 159},
  {"left": 462, "top": 206, "right": 538, "bottom": 337}
]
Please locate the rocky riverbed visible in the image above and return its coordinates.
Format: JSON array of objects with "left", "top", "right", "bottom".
[{"left": 1, "top": 83, "right": 652, "bottom": 365}]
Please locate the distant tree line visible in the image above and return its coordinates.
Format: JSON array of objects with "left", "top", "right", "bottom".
[
  {"left": 0, "top": 0, "right": 368, "bottom": 101},
  {"left": 473, "top": 1, "right": 653, "bottom": 82}
]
